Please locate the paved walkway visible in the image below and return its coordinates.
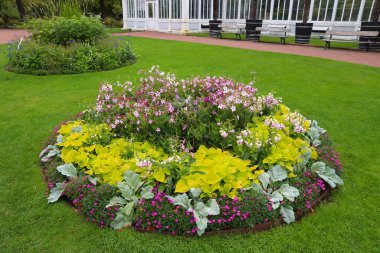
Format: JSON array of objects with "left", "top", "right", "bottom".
[
  {"left": 0, "top": 29, "right": 29, "bottom": 44},
  {"left": 116, "top": 31, "right": 380, "bottom": 68},
  {"left": 1, "top": 29, "right": 379, "bottom": 67}
]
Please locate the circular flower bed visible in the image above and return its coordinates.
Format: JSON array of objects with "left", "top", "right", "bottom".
[{"left": 41, "top": 66, "right": 343, "bottom": 236}]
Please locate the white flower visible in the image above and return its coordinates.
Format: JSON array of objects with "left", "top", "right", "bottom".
[{"left": 220, "top": 130, "right": 228, "bottom": 138}]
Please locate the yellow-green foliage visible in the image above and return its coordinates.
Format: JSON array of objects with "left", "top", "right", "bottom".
[
  {"left": 175, "top": 146, "right": 259, "bottom": 198},
  {"left": 236, "top": 105, "right": 317, "bottom": 173},
  {"left": 58, "top": 121, "right": 170, "bottom": 185}
]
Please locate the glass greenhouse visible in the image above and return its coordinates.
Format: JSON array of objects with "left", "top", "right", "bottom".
[{"left": 122, "top": 0, "right": 378, "bottom": 33}]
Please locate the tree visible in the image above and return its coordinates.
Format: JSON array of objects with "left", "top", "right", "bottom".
[
  {"left": 99, "top": 0, "right": 105, "bottom": 20},
  {"left": 250, "top": 0, "right": 258, "bottom": 20},
  {"left": 302, "top": 0, "right": 311, "bottom": 23},
  {"left": 15, "top": 0, "right": 26, "bottom": 20},
  {"left": 213, "top": 0, "right": 218, "bottom": 20},
  {"left": 372, "top": 0, "right": 380, "bottom": 22}
]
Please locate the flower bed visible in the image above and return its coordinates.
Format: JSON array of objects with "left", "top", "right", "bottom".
[{"left": 40, "top": 67, "right": 343, "bottom": 236}]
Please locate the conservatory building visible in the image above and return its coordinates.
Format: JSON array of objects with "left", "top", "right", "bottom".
[{"left": 122, "top": 0, "right": 378, "bottom": 33}]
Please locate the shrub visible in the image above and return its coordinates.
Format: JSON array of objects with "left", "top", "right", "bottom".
[
  {"left": 7, "top": 37, "right": 135, "bottom": 75},
  {"left": 26, "top": 16, "right": 106, "bottom": 46}
]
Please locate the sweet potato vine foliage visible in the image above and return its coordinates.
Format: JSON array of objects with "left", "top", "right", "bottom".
[{"left": 41, "top": 66, "right": 343, "bottom": 236}]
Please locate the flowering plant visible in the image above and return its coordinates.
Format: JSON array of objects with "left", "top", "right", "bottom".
[{"left": 41, "top": 67, "right": 343, "bottom": 236}]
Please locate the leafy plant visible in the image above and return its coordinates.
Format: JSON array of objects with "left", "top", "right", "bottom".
[
  {"left": 106, "top": 171, "right": 155, "bottom": 229},
  {"left": 25, "top": 16, "right": 106, "bottom": 46},
  {"left": 7, "top": 37, "right": 135, "bottom": 75},
  {"left": 167, "top": 190, "right": 220, "bottom": 235}
]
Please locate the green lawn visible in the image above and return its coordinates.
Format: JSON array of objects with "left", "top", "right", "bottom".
[
  {"left": 1, "top": 37, "right": 379, "bottom": 253},
  {"left": 189, "top": 32, "right": 359, "bottom": 49}
]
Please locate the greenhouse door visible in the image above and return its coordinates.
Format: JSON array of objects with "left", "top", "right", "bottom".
[{"left": 146, "top": 1, "right": 157, "bottom": 30}]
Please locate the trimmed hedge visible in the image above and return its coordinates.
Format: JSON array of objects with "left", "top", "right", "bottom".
[
  {"left": 7, "top": 38, "right": 135, "bottom": 75},
  {"left": 26, "top": 16, "right": 107, "bottom": 46}
]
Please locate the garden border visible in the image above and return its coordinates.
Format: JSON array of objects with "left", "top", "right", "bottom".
[{"left": 133, "top": 188, "right": 332, "bottom": 236}]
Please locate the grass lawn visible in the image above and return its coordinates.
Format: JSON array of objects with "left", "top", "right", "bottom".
[
  {"left": 0, "top": 37, "right": 379, "bottom": 253},
  {"left": 189, "top": 32, "right": 359, "bottom": 49}
]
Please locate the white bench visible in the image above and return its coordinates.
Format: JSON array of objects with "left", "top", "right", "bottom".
[
  {"left": 312, "top": 26, "right": 329, "bottom": 39},
  {"left": 218, "top": 23, "right": 246, "bottom": 39},
  {"left": 324, "top": 30, "right": 379, "bottom": 50},
  {"left": 256, "top": 25, "right": 290, "bottom": 44}
]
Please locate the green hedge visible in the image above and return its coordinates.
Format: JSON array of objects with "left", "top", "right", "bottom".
[
  {"left": 26, "top": 16, "right": 107, "bottom": 46},
  {"left": 7, "top": 38, "right": 135, "bottom": 75}
]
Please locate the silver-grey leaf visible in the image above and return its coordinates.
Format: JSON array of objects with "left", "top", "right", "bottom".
[
  {"left": 47, "top": 182, "right": 65, "bottom": 203},
  {"left": 258, "top": 172, "right": 270, "bottom": 188},
  {"left": 280, "top": 205, "right": 295, "bottom": 224},
  {"left": 278, "top": 184, "right": 299, "bottom": 202},
  {"left": 268, "top": 165, "right": 288, "bottom": 182},
  {"left": 57, "top": 164, "right": 78, "bottom": 178},
  {"left": 106, "top": 196, "right": 128, "bottom": 208}
]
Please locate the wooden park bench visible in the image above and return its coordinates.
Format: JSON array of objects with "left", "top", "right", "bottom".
[
  {"left": 324, "top": 30, "right": 379, "bottom": 50},
  {"left": 256, "top": 25, "right": 290, "bottom": 44},
  {"left": 312, "top": 26, "right": 329, "bottom": 39},
  {"left": 218, "top": 23, "right": 246, "bottom": 40}
]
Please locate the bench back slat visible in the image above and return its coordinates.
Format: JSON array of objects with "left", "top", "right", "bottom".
[{"left": 326, "top": 30, "right": 379, "bottom": 36}]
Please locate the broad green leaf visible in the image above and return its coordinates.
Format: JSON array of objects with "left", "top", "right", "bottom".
[
  {"left": 268, "top": 165, "right": 288, "bottom": 182},
  {"left": 205, "top": 199, "right": 220, "bottom": 215},
  {"left": 140, "top": 185, "right": 154, "bottom": 200},
  {"left": 250, "top": 182, "right": 263, "bottom": 193},
  {"left": 280, "top": 205, "right": 295, "bottom": 224},
  {"left": 117, "top": 182, "right": 134, "bottom": 201},
  {"left": 56, "top": 135, "right": 63, "bottom": 143},
  {"left": 318, "top": 167, "right": 344, "bottom": 188},
  {"left": 278, "top": 184, "right": 299, "bottom": 202},
  {"left": 269, "top": 190, "right": 283, "bottom": 209},
  {"left": 121, "top": 202, "right": 135, "bottom": 217},
  {"left": 88, "top": 176, "right": 99, "bottom": 185},
  {"left": 106, "top": 196, "right": 128, "bottom": 208},
  {"left": 297, "top": 151, "right": 311, "bottom": 171},
  {"left": 167, "top": 193, "right": 191, "bottom": 209},
  {"left": 258, "top": 172, "right": 270, "bottom": 188},
  {"left": 47, "top": 182, "right": 65, "bottom": 203},
  {"left": 123, "top": 170, "right": 143, "bottom": 190},
  {"left": 57, "top": 164, "right": 78, "bottom": 178},
  {"left": 110, "top": 213, "right": 128, "bottom": 230},
  {"left": 194, "top": 201, "right": 205, "bottom": 212},
  {"left": 193, "top": 211, "right": 208, "bottom": 236},
  {"left": 39, "top": 145, "right": 60, "bottom": 162},
  {"left": 311, "top": 162, "right": 326, "bottom": 173},
  {"left": 190, "top": 188, "right": 202, "bottom": 198}
]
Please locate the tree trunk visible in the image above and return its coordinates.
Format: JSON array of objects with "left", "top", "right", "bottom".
[
  {"left": 250, "top": 0, "right": 258, "bottom": 20},
  {"left": 371, "top": 0, "right": 380, "bottom": 22},
  {"left": 213, "top": 0, "right": 218, "bottom": 20},
  {"left": 15, "top": 0, "right": 26, "bottom": 20},
  {"left": 302, "top": 0, "right": 311, "bottom": 23},
  {"left": 99, "top": 0, "right": 106, "bottom": 20}
]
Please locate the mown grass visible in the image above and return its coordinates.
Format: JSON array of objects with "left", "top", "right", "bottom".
[
  {"left": 0, "top": 36, "right": 379, "bottom": 253},
  {"left": 189, "top": 32, "right": 360, "bottom": 49}
]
